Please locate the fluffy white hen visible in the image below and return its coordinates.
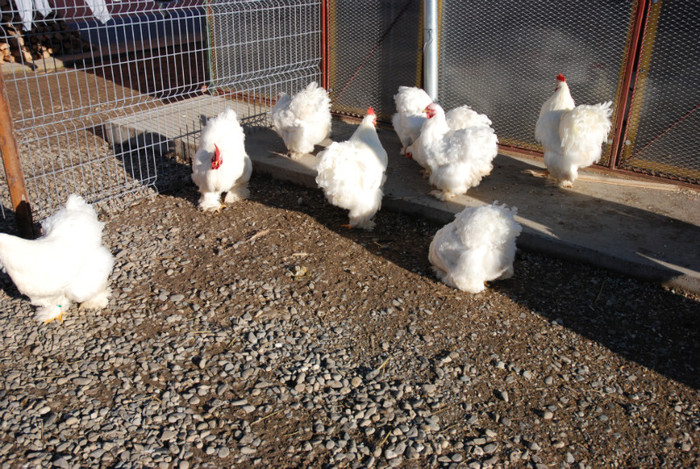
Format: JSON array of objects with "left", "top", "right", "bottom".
[
  {"left": 535, "top": 73, "right": 613, "bottom": 188},
  {"left": 429, "top": 203, "right": 522, "bottom": 293},
  {"left": 0, "top": 194, "right": 114, "bottom": 323},
  {"left": 271, "top": 82, "right": 332, "bottom": 159},
  {"left": 191, "top": 108, "right": 252, "bottom": 211},
  {"left": 315, "top": 107, "right": 388, "bottom": 230},
  {"left": 407, "top": 103, "right": 498, "bottom": 200},
  {"left": 391, "top": 86, "right": 433, "bottom": 156}
]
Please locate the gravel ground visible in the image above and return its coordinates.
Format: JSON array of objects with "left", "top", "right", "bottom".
[{"left": 0, "top": 172, "right": 698, "bottom": 469}]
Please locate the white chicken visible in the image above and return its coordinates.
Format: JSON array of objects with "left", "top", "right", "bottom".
[
  {"left": 0, "top": 194, "right": 114, "bottom": 323},
  {"left": 315, "top": 107, "right": 388, "bottom": 230},
  {"left": 191, "top": 108, "right": 252, "bottom": 211},
  {"left": 429, "top": 203, "right": 522, "bottom": 293},
  {"left": 271, "top": 82, "right": 332, "bottom": 159},
  {"left": 391, "top": 86, "right": 433, "bottom": 156},
  {"left": 535, "top": 73, "right": 613, "bottom": 188},
  {"left": 407, "top": 103, "right": 498, "bottom": 200}
]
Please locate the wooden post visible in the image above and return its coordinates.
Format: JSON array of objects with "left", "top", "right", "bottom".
[{"left": 0, "top": 71, "right": 33, "bottom": 238}]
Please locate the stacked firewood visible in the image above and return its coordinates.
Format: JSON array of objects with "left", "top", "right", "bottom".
[{"left": 1, "top": 0, "right": 89, "bottom": 64}]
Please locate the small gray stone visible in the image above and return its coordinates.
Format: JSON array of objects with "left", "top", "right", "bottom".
[
  {"left": 218, "top": 447, "right": 230, "bottom": 458},
  {"left": 528, "top": 441, "right": 541, "bottom": 451},
  {"left": 53, "top": 457, "right": 71, "bottom": 469},
  {"left": 483, "top": 443, "right": 498, "bottom": 454}
]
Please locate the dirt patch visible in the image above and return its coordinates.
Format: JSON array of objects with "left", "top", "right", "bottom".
[{"left": 95, "top": 171, "right": 698, "bottom": 468}]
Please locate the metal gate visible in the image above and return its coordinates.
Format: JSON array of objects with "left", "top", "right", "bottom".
[
  {"left": 617, "top": 1, "right": 700, "bottom": 184},
  {"left": 0, "top": 0, "right": 322, "bottom": 227}
]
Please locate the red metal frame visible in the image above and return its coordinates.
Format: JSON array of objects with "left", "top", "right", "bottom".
[
  {"left": 607, "top": 0, "right": 651, "bottom": 169},
  {"left": 321, "top": 0, "right": 330, "bottom": 91},
  {"left": 497, "top": 143, "right": 542, "bottom": 160}
]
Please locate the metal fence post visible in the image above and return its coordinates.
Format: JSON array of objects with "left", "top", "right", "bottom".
[
  {"left": 423, "top": 0, "right": 439, "bottom": 101},
  {"left": 321, "top": 0, "right": 330, "bottom": 92},
  {"left": 0, "top": 72, "right": 34, "bottom": 239}
]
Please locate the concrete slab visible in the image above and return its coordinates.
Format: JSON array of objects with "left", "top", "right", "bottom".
[
  {"left": 108, "top": 97, "right": 700, "bottom": 293},
  {"left": 105, "top": 95, "right": 269, "bottom": 158},
  {"left": 2, "top": 58, "right": 64, "bottom": 75}
]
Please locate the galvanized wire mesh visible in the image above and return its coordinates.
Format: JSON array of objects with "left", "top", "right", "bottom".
[
  {"left": 207, "top": 0, "right": 322, "bottom": 126},
  {"left": 439, "top": 0, "right": 636, "bottom": 163},
  {"left": 1, "top": 1, "right": 206, "bottom": 221},
  {"left": 619, "top": 2, "right": 700, "bottom": 184},
  {"left": 0, "top": 0, "right": 322, "bottom": 222},
  {"left": 328, "top": 0, "right": 421, "bottom": 120}
]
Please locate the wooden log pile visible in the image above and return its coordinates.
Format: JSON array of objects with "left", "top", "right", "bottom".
[{"left": 1, "top": 0, "right": 89, "bottom": 65}]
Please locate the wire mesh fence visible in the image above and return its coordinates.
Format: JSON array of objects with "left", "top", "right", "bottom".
[
  {"left": 438, "top": 0, "right": 637, "bottom": 164},
  {"left": 1, "top": 0, "right": 697, "bottom": 230},
  {"left": 0, "top": 0, "right": 322, "bottom": 223},
  {"left": 619, "top": 1, "right": 700, "bottom": 184},
  {"left": 328, "top": 0, "right": 421, "bottom": 120},
  {"left": 208, "top": 0, "right": 323, "bottom": 126}
]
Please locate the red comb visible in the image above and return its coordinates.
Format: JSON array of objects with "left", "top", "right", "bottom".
[
  {"left": 367, "top": 107, "right": 375, "bottom": 116},
  {"left": 556, "top": 73, "right": 566, "bottom": 82}
]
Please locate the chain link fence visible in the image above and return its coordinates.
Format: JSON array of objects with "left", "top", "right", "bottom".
[
  {"left": 327, "top": 0, "right": 421, "bottom": 120},
  {"left": 618, "top": 1, "right": 700, "bottom": 184},
  {"left": 438, "top": 0, "right": 637, "bottom": 164}
]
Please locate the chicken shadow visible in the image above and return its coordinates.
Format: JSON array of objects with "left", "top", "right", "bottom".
[
  {"left": 104, "top": 111, "right": 224, "bottom": 205},
  {"left": 246, "top": 118, "right": 700, "bottom": 390},
  {"left": 245, "top": 120, "right": 438, "bottom": 275},
  {"left": 0, "top": 204, "right": 38, "bottom": 302}
]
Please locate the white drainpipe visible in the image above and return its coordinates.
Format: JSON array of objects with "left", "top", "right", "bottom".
[{"left": 423, "top": 0, "right": 439, "bottom": 101}]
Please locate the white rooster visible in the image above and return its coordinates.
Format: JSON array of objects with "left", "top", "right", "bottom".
[
  {"left": 391, "top": 86, "right": 433, "bottom": 156},
  {"left": 0, "top": 194, "right": 114, "bottom": 323},
  {"left": 271, "top": 82, "right": 332, "bottom": 159},
  {"left": 315, "top": 107, "right": 388, "bottom": 230},
  {"left": 429, "top": 203, "right": 522, "bottom": 293},
  {"left": 191, "top": 108, "right": 252, "bottom": 211},
  {"left": 535, "top": 73, "right": 613, "bottom": 188},
  {"left": 407, "top": 103, "right": 498, "bottom": 200}
]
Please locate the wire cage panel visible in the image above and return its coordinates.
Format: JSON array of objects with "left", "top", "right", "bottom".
[
  {"left": 207, "top": 0, "right": 323, "bottom": 126},
  {"left": 1, "top": 1, "right": 209, "bottom": 221},
  {"left": 619, "top": 2, "right": 700, "bottom": 184},
  {"left": 438, "top": 0, "right": 637, "bottom": 163},
  {"left": 328, "top": 0, "right": 422, "bottom": 120},
  {"left": 1, "top": 0, "right": 323, "bottom": 222}
]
